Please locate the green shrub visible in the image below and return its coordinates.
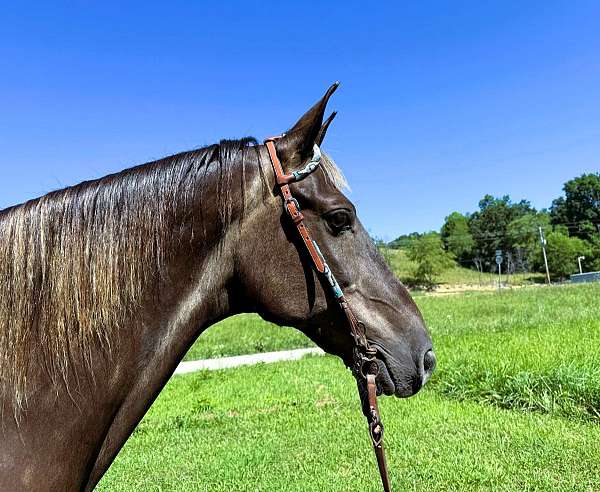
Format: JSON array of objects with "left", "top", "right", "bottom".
[{"left": 406, "top": 233, "right": 455, "bottom": 289}]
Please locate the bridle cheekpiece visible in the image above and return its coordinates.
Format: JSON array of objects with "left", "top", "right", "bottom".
[{"left": 264, "top": 136, "right": 392, "bottom": 492}]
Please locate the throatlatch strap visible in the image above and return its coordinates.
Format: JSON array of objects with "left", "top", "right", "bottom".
[{"left": 265, "top": 140, "right": 326, "bottom": 273}]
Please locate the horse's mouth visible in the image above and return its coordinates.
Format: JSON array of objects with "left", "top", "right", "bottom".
[
  {"left": 374, "top": 350, "right": 421, "bottom": 398},
  {"left": 374, "top": 358, "right": 396, "bottom": 396}
]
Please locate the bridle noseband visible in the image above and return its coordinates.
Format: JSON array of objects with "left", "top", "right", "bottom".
[{"left": 264, "top": 136, "right": 392, "bottom": 492}]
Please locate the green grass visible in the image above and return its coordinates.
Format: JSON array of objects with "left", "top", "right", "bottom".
[
  {"left": 99, "top": 357, "right": 600, "bottom": 491},
  {"left": 183, "top": 314, "right": 312, "bottom": 361},
  {"left": 420, "top": 284, "right": 600, "bottom": 422},
  {"left": 100, "top": 283, "right": 600, "bottom": 491}
]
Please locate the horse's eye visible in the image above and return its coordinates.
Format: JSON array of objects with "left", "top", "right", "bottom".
[{"left": 324, "top": 209, "right": 353, "bottom": 234}]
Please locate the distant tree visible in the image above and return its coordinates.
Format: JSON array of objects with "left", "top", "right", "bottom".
[
  {"left": 406, "top": 233, "right": 455, "bottom": 289},
  {"left": 389, "top": 231, "right": 438, "bottom": 249},
  {"left": 441, "top": 212, "right": 474, "bottom": 262},
  {"left": 585, "top": 235, "right": 600, "bottom": 271},
  {"left": 506, "top": 212, "right": 550, "bottom": 270},
  {"left": 538, "top": 231, "right": 591, "bottom": 280},
  {"left": 469, "top": 194, "right": 535, "bottom": 266},
  {"left": 553, "top": 224, "right": 570, "bottom": 236},
  {"left": 550, "top": 173, "right": 600, "bottom": 240},
  {"left": 374, "top": 238, "right": 394, "bottom": 269}
]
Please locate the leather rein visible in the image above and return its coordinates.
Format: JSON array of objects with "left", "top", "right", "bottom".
[{"left": 264, "top": 136, "right": 392, "bottom": 491}]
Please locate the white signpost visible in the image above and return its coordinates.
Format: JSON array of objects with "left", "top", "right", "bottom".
[{"left": 495, "top": 249, "right": 503, "bottom": 291}]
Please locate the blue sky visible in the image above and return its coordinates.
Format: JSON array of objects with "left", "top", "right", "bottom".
[{"left": 1, "top": 1, "right": 599, "bottom": 240}]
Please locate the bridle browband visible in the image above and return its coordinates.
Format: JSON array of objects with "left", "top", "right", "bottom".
[{"left": 264, "top": 136, "right": 392, "bottom": 491}]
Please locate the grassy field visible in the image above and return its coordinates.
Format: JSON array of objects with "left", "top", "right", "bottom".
[
  {"left": 100, "top": 283, "right": 600, "bottom": 491},
  {"left": 381, "top": 248, "right": 545, "bottom": 288},
  {"left": 183, "top": 314, "right": 312, "bottom": 361}
]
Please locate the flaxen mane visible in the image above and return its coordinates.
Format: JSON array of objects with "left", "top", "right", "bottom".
[{"left": 0, "top": 138, "right": 346, "bottom": 412}]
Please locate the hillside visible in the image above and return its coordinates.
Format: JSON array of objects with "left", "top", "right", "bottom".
[{"left": 381, "top": 248, "right": 544, "bottom": 291}]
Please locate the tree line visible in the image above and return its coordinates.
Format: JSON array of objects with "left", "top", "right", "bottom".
[{"left": 388, "top": 172, "right": 600, "bottom": 287}]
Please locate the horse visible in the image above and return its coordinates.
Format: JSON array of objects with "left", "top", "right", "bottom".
[{"left": 0, "top": 84, "right": 435, "bottom": 491}]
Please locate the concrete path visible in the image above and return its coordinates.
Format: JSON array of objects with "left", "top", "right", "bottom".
[{"left": 174, "top": 347, "right": 325, "bottom": 375}]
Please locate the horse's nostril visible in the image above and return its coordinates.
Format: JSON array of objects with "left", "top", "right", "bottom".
[{"left": 423, "top": 349, "right": 436, "bottom": 379}]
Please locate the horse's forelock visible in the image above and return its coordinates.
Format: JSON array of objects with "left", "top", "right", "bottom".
[{"left": 321, "top": 151, "right": 350, "bottom": 192}]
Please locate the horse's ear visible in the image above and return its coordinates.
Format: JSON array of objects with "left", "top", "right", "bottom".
[
  {"left": 276, "top": 82, "right": 339, "bottom": 168},
  {"left": 316, "top": 111, "right": 337, "bottom": 146}
]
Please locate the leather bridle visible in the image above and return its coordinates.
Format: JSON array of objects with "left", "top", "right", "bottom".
[{"left": 264, "top": 136, "right": 392, "bottom": 491}]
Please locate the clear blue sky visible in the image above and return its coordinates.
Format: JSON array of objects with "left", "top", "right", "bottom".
[{"left": 1, "top": 2, "right": 599, "bottom": 240}]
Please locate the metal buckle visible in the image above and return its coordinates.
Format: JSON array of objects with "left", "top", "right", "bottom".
[
  {"left": 284, "top": 198, "right": 304, "bottom": 224},
  {"left": 285, "top": 197, "right": 301, "bottom": 214}
]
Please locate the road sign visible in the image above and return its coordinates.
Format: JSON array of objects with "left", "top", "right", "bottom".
[{"left": 495, "top": 249, "right": 503, "bottom": 265}]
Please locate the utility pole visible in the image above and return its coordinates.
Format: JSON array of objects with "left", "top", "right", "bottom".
[{"left": 539, "top": 226, "right": 551, "bottom": 284}]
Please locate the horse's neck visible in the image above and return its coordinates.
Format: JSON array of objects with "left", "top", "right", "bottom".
[
  {"left": 1, "top": 228, "right": 239, "bottom": 492},
  {"left": 84, "top": 150, "right": 266, "bottom": 489},
  {"left": 0, "top": 147, "right": 270, "bottom": 491},
  {"left": 82, "top": 234, "right": 239, "bottom": 489}
]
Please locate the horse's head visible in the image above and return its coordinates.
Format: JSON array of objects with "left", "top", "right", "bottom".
[{"left": 235, "top": 84, "right": 435, "bottom": 398}]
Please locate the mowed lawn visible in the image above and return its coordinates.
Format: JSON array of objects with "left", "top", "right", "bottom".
[{"left": 99, "top": 284, "right": 600, "bottom": 491}]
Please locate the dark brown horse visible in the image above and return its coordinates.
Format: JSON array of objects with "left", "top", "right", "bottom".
[{"left": 0, "top": 85, "right": 434, "bottom": 490}]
